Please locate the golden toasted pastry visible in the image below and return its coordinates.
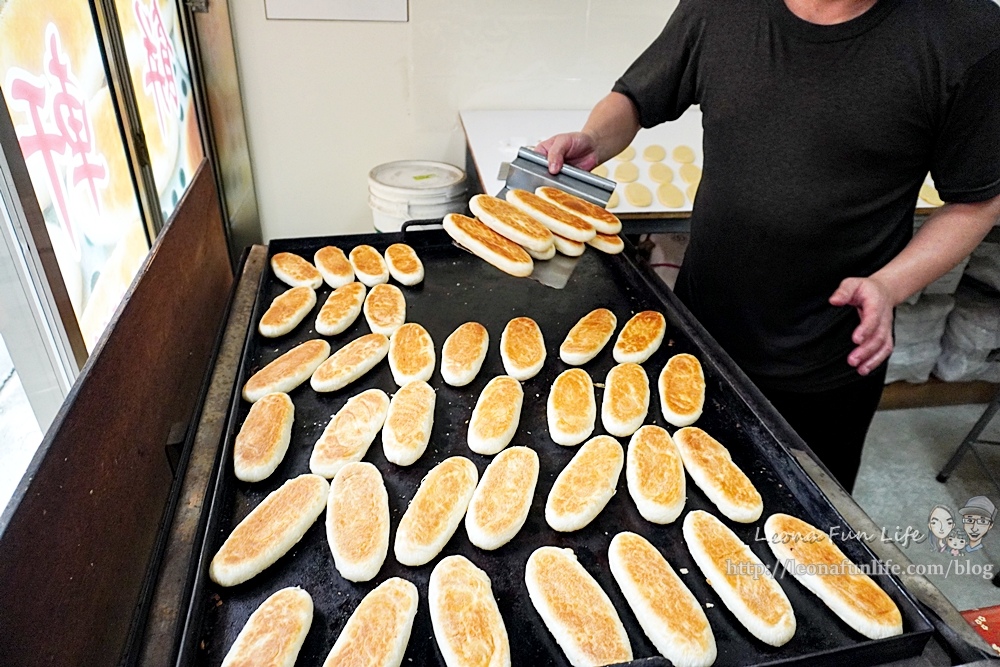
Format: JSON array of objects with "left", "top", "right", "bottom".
[
  {"left": 527, "top": 242, "right": 557, "bottom": 261},
  {"left": 259, "top": 286, "right": 317, "bottom": 338},
  {"left": 547, "top": 368, "right": 596, "bottom": 446},
  {"left": 658, "top": 353, "right": 706, "bottom": 426},
  {"left": 382, "top": 380, "right": 436, "bottom": 466},
  {"left": 316, "top": 282, "right": 366, "bottom": 336},
  {"left": 388, "top": 322, "right": 436, "bottom": 386},
  {"left": 441, "top": 322, "right": 489, "bottom": 387},
  {"left": 552, "top": 234, "right": 586, "bottom": 257},
  {"left": 327, "top": 462, "right": 389, "bottom": 582},
  {"left": 764, "top": 513, "right": 903, "bottom": 639},
  {"left": 465, "top": 446, "right": 539, "bottom": 550},
  {"left": 525, "top": 547, "right": 633, "bottom": 667},
  {"left": 210, "top": 474, "right": 330, "bottom": 587},
  {"left": 500, "top": 317, "right": 546, "bottom": 381},
  {"left": 626, "top": 425, "right": 685, "bottom": 524},
  {"left": 430, "top": 555, "right": 511, "bottom": 667},
  {"left": 609, "top": 532, "right": 716, "bottom": 667},
  {"left": 545, "top": 435, "right": 624, "bottom": 532},
  {"left": 443, "top": 213, "right": 534, "bottom": 278},
  {"left": 221, "top": 587, "right": 313, "bottom": 667},
  {"left": 535, "top": 185, "right": 623, "bottom": 235},
  {"left": 601, "top": 363, "right": 649, "bottom": 437},
  {"left": 587, "top": 232, "right": 625, "bottom": 255},
  {"left": 560, "top": 308, "right": 618, "bottom": 366},
  {"left": 234, "top": 392, "right": 294, "bottom": 483},
  {"left": 349, "top": 244, "right": 389, "bottom": 286},
  {"left": 683, "top": 510, "right": 796, "bottom": 647},
  {"left": 321, "top": 577, "right": 418, "bottom": 667},
  {"left": 384, "top": 243, "right": 425, "bottom": 286},
  {"left": 674, "top": 427, "right": 762, "bottom": 523},
  {"left": 310, "top": 333, "right": 390, "bottom": 393},
  {"left": 309, "top": 389, "right": 390, "bottom": 478},
  {"left": 614, "top": 310, "right": 666, "bottom": 364},
  {"left": 395, "top": 456, "right": 479, "bottom": 567},
  {"left": 506, "top": 189, "right": 596, "bottom": 243},
  {"left": 468, "top": 376, "right": 523, "bottom": 455},
  {"left": 470, "top": 193, "right": 556, "bottom": 253},
  {"left": 271, "top": 252, "right": 323, "bottom": 289},
  {"left": 244, "top": 339, "right": 331, "bottom": 403},
  {"left": 314, "top": 245, "right": 355, "bottom": 288},
  {"left": 363, "top": 283, "right": 407, "bottom": 336}
]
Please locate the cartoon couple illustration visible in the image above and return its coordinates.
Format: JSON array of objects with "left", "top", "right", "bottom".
[{"left": 928, "top": 496, "right": 995, "bottom": 556}]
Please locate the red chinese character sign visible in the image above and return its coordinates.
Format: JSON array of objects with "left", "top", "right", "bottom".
[{"left": 133, "top": 0, "right": 177, "bottom": 138}]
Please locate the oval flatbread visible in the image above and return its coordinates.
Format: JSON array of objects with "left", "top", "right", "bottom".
[
  {"left": 259, "top": 286, "right": 316, "bottom": 338},
  {"left": 504, "top": 189, "right": 596, "bottom": 243},
  {"left": 552, "top": 234, "right": 586, "bottom": 257},
  {"left": 321, "top": 578, "right": 418, "bottom": 667},
  {"left": 684, "top": 510, "right": 796, "bottom": 647},
  {"left": 471, "top": 194, "right": 555, "bottom": 253},
  {"left": 468, "top": 376, "right": 523, "bottom": 456},
  {"left": 388, "top": 322, "right": 436, "bottom": 386},
  {"left": 642, "top": 144, "right": 666, "bottom": 162},
  {"left": 465, "top": 446, "right": 539, "bottom": 551},
  {"left": 314, "top": 245, "right": 354, "bottom": 288},
  {"left": 591, "top": 164, "right": 609, "bottom": 178},
  {"left": 395, "top": 456, "right": 479, "bottom": 567},
  {"left": 327, "top": 462, "right": 389, "bottom": 582},
  {"left": 547, "top": 368, "right": 596, "bottom": 446},
  {"left": 525, "top": 547, "right": 632, "bottom": 666},
  {"left": 441, "top": 322, "right": 489, "bottom": 387},
  {"left": 615, "top": 146, "right": 636, "bottom": 161},
  {"left": 384, "top": 243, "right": 425, "bottom": 286},
  {"left": 209, "top": 474, "right": 330, "bottom": 587},
  {"left": 680, "top": 163, "right": 702, "bottom": 185},
  {"left": 607, "top": 190, "right": 620, "bottom": 208},
  {"left": 614, "top": 310, "right": 666, "bottom": 364},
  {"left": 500, "top": 317, "right": 546, "bottom": 381},
  {"left": 349, "top": 244, "right": 389, "bottom": 286},
  {"left": 672, "top": 145, "right": 696, "bottom": 164},
  {"left": 309, "top": 389, "right": 390, "bottom": 478},
  {"left": 601, "top": 362, "right": 649, "bottom": 438},
  {"left": 614, "top": 161, "right": 639, "bottom": 183},
  {"left": 587, "top": 232, "right": 625, "bottom": 254},
  {"left": 364, "top": 283, "right": 407, "bottom": 337},
  {"left": 315, "top": 282, "right": 366, "bottom": 337},
  {"left": 657, "top": 182, "right": 686, "bottom": 208},
  {"left": 545, "top": 435, "right": 624, "bottom": 532},
  {"left": 271, "top": 252, "right": 322, "bottom": 289},
  {"left": 560, "top": 308, "right": 617, "bottom": 366},
  {"left": 310, "top": 333, "right": 389, "bottom": 393},
  {"left": 648, "top": 162, "right": 674, "bottom": 183},
  {"left": 535, "top": 186, "right": 623, "bottom": 235},
  {"left": 382, "top": 380, "right": 436, "bottom": 466},
  {"left": 658, "top": 353, "right": 706, "bottom": 426},
  {"left": 674, "top": 426, "right": 763, "bottom": 523},
  {"left": 430, "top": 555, "right": 511, "bottom": 667},
  {"left": 234, "top": 392, "right": 294, "bottom": 483},
  {"left": 243, "top": 339, "right": 330, "bottom": 403},
  {"left": 221, "top": 587, "right": 313, "bottom": 667},
  {"left": 443, "top": 213, "right": 534, "bottom": 278},
  {"left": 627, "top": 425, "right": 685, "bottom": 524},
  {"left": 624, "top": 182, "right": 652, "bottom": 207},
  {"left": 527, "top": 243, "right": 556, "bottom": 261}
]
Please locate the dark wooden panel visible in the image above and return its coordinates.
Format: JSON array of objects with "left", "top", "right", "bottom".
[{"left": 0, "top": 162, "right": 232, "bottom": 667}]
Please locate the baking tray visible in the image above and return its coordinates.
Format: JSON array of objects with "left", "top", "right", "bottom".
[{"left": 177, "top": 227, "right": 933, "bottom": 666}]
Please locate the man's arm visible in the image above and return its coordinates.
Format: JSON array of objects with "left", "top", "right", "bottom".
[
  {"left": 830, "top": 192, "right": 1000, "bottom": 376},
  {"left": 536, "top": 92, "right": 642, "bottom": 174}
]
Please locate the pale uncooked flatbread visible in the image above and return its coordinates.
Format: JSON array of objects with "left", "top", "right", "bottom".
[
  {"left": 680, "top": 163, "right": 702, "bottom": 185},
  {"left": 648, "top": 163, "right": 674, "bottom": 184},
  {"left": 642, "top": 144, "right": 666, "bottom": 162},
  {"left": 591, "top": 164, "right": 609, "bottom": 178},
  {"left": 657, "top": 183, "right": 686, "bottom": 208},
  {"left": 624, "top": 183, "right": 652, "bottom": 207},
  {"left": 687, "top": 183, "right": 699, "bottom": 203},
  {"left": 672, "top": 145, "right": 696, "bottom": 164},
  {"left": 919, "top": 183, "right": 944, "bottom": 207},
  {"left": 607, "top": 191, "right": 620, "bottom": 209},
  {"left": 614, "top": 162, "right": 639, "bottom": 183},
  {"left": 614, "top": 146, "right": 636, "bottom": 161}
]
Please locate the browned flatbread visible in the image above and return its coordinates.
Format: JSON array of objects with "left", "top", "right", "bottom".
[
  {"left": 321, "top": 578, "right": 418, "bottom": 667},
  {"left": 221, "top": 587, "right": 313, "bottom": 667},
  {"left": 327, "top": 462, "right": 389, "bottom": 582},
  {"left": 536, "top": 186, "right": 623, "bottom": 235},
  {"left": 545, "top": 435, "right": 623, "bottom": 531},
  {"left": 384, "top": 243, "right": 424, "bottom": 286},
  {"left": 243, "top": 339, "right": 330, "bottom": 402},
  {"left": 310, "top": 389, "right": 390, "bottom": 478},
  {"left": 465, "top": 446, "right": 538, "bottom": 550},
  {"left": 363, "top": 283, "right": 406, "bottom": 336},
  {"left": 500, "top": 317, "right": 546, "bottom": 381},
  {"left": 310, "top": 333, "right": 389, "bottom": 393},
  {"left": 349, "top": 244, "right": 389, "bottom": 286},
  {"left": 659, "top": 353, "right": 705, "bottom": 426},
  {"left": 506, "top": 189, "right": 596, "bottom": 242},
  {"left": 441, "top": 322, "right": 489, "bottom": 387},
  {"left": 560, "top": 308, "right": 617, "bottom": 365},
  {"left": 614, "top": 310, "right": 666, "bottom": 363},
  {"left": 626, "top": 425, "right": 685, "bottom": 524},
  {"left": 271, "top": 252, "right": 323, "bottom": 289},
  {"left": 587, "top": 232, "right": 625, "bottom": 254},
  {"left": 675, "top": 427, "right": 763, "bottom": 523},
  {"left": 314, "top": 245, "right": 354, "bottom": 288},
  {"left": 470, "top": 194, "right": 555, "bottom": 252},
  {"left": 443, "top": 213, "right": 534, "bottom": 278},
  {"left": 429, "top": 556, "right": 511, "bottom": 667},
  {"left": 315, "top": 282, "right": 366, "bottom": 336},
  {"left": 388, "top": 322, "right": 435, "bottom": 386},
  {"left": 234, "top": 392, "right": 294, "bottom": 483},
  {"left": 601, "top": 362, "right": 649, "bottom": 437},
  {"left": 547, "top": 368, "right": 596, "bottom": 446},
  {"left": 259, "top": 286, "right": 317, "bottom": 338}
]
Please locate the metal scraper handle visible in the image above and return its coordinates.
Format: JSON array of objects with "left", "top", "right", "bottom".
[{"left": 514, "top": 147, "right": 617, "bottom": 192}]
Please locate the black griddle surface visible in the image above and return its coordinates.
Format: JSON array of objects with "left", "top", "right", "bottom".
[{"left": 181, "top": 229, "right": 932, "bottom": 666}]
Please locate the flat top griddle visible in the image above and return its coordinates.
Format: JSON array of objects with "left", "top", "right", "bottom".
[{"left": 178, "top": 227, "right": 932, "bottom": 666}]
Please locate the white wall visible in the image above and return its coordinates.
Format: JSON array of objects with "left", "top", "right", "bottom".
[{"left": 229, "top": 1, "right": 678, "bottom": 240}]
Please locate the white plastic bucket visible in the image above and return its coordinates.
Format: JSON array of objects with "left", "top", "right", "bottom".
[{"left": 368, "top": 160, "right": 467, "bottom": 232}]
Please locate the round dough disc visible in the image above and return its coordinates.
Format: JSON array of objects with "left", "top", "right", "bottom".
[
  {"left": 614, "top": 161, "right": 640, "bottom": 183},
  {"left": 672, "top": 145, "right": 696, "bottom": 164},
  {"left": 679, "top": 163, "right": 702, "bottom": 185},
  {"left": 687, "top": 182, "right": 699, "bottom": 203},
  {"left": 919, "top": 183, "right": 944, "bottom": 207},
  {"left": 648, "top": 163, "right": 674, "bottom": 183},
  {"left": 591, "top": 164, "right": 609, "bottom": 178},
  {"left": 642, "top": 144, "right": 666, "bottom": 162},
  {"left": 657, "top": 183, "right": 686, "bottom": 208},
  {"left": 624, "top": 182, "right": 653, "bottom": 207},
  {"left": 607, "top": 190, "right": 621, "bottom": 209},
  {"left": 615, "top": 146, "right": 636, "bottom": 161}
]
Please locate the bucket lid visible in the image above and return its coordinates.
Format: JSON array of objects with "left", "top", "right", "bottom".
[{"left": 369, "top": 160, "right": 466, "bottom": 199}]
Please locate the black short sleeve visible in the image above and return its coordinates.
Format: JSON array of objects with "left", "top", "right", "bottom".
[
  {"left": 931, "top": 46, "right": 1000, "bottom": 204},
  {"left": 611, "top": 0, "right": 704, "bottom": 128}
]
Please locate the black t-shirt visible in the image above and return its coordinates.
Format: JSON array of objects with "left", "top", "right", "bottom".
[{"left": 613, "top": 0, "right": 1000, "bottom": 392}]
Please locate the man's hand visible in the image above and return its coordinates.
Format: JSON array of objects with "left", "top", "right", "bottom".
[
  {"left": 829, "top": 276, "right": 895, "bottom": 376},
  {"left": 536, "top": 132, "right": 599, "bottom": 175}
]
